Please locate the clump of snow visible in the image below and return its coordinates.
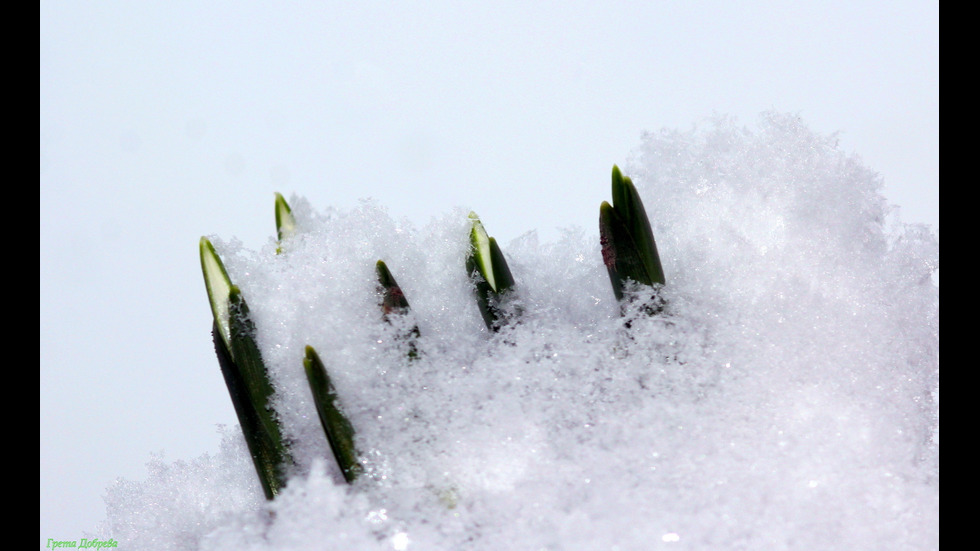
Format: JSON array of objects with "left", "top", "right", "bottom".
[{"left": 99, "top": 113, "right": 938, "bottom": 550}]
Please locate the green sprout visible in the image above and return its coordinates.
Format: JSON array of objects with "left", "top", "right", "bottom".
[
  {"left": 200, "top": 237, "right": 292, "bottom": 499},
  {"left": 303, "top": 345, "right": 363, "bottom": 483},
  {"left": 198, "top": 163, "right": 671, "bottom": 494},
  {"left": 466, "top": 212, "right": 518, "bottom": 332},
  {"left": 274, "top": 192, "right": 297, "bottom": 254},
  {"left": 599, "top": 165, "right": 666, "bottom": 312},
  {"left": 376, "top": 260, "right": 421, "bottom": 360}
]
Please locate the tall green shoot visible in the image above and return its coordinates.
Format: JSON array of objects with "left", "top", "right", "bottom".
[
  {"left": 303, "top": 345, "right": 363, "bottom": 483},
  {"left": 466, "top": 212, "right": 518, "bottom": 331},
  {"left": 200, "top": 237, "right": 292, "bottom": 499},
  {"left": 599, "top": 165, "right": 666, "bottom": 313}
]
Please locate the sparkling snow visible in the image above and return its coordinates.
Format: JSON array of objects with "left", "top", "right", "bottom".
[{"left": 99, "top": 113, "right": 938, "bottom": 550}]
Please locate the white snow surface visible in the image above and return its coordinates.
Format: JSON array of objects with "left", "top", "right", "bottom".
[{"left": 99, "top": 113, "right": 939, "bottom": 550}]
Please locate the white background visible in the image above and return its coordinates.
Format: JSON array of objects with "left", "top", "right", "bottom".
[{"left": 40, "top": 0, "right": 938, "bottom": 540}]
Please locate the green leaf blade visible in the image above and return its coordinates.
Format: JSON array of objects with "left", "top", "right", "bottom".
[
  {"left": 304, "top": 346, "right": 363, "bottom": 483},
  {"left": 611, "top": 168, "right": 665, "bottom": 286},
  {"left": 212, "top": 321, "right": 288, "bottom": 500},
  {"left": 228, "top": 287, "right": 288, "bottom": 454},
  {"left": 274, "top": 193, "right": 297, "bottom": 255},
  {"left": 468, "top": 212, "right": 497, "bottom": 292},
  {"left": 376, "top": 260, "right": 421, "bottom": 359},
  {"left": 601, "top": 166, "right": 667, "bottom": 312},
  {"left": 200, "top": 240, "right": 292, "bottom": 499},
  {"left": 274, "top": 192, "right": 297, "bottom": 245},
  {"left": 600, "top": 201, "right": 649, "bottom": 301},
  {"left": 376, "top": 260, "right": 412, "bottom": 315},
  {"left": 488, "top": 237, "right": 516, "bottom": 293},
  {"left": 466, "top": 213, "right": 518, "bottom": 332},
  {"left": 200, "top": 237, "right": 234, "bottom": 351}
]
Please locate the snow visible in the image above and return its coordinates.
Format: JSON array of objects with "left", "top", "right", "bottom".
[{"left": 98, "top": 113, "right": 938, "bottom": 550}]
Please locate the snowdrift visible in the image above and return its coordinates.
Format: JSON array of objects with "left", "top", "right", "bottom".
[{"left": 99, "top": 113, "right": 939, "bottom": 550}]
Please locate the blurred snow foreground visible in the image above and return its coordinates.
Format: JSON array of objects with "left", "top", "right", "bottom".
[{"left": 101, "top": 113, "right": 939, "bottom": 550}]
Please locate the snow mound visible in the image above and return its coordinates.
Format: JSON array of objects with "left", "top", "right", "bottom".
[{"left": 99, "top": 113, "right": 938, "bottom": 550}]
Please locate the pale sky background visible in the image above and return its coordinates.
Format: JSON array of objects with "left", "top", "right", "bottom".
[{"left": 40, "top": 0, "right": 938, "bottom": 541}]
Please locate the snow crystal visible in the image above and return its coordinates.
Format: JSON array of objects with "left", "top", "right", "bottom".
[{"left": 99, "top": 113, "right": 938, "bottom": 550}]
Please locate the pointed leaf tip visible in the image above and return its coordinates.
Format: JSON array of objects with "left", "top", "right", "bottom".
[
  {"left": 608, "top": 167, "right": 665, "bottom": 287},
  {"left": 200, "top": 237, "right": 234, "bottom": 351},
  {"left": 377, "top": 260, "right": 412, "bottom": 315},
  {"left": 468, "top": 213, "right": 496, "bottom": 292},
  {"left": 303, "top": 345, "right": 362, "bottom": 483},
  {"left": 376, "top": 259, "right": 391, "bottom": 282},
  {"left": 376, "top": 260, "right": 421, "bottom": 358},
  {"left": 465, "top": 213, "right": 520, "bottom": 331},
  {"left": 274, "top": 192, "right": 296, "bottom": 245},
  {"left": 612, "top": 164, "right": 623, "bottom": 182},
  {"left": 600, "top": 166, "right": 667, "bottom": 308}
]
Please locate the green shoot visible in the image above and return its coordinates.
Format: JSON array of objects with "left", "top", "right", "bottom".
[
  {"left": 200, "top": 237, "right": 292, "bottom": 499},
  {"left": 200, "top": 237, "right": 234, "bottom": 351},
  {"left": 599, "top": 165, "right": 666, "bottom": 310},
  {"left": 303, "top": 345, "right": 363, "bottom": 483},
  {"left": 469, "top": 213, "right": 498, "bottom": 291},
  {"left": 376, "top": 260, "right": 412, "bottom": 316},
  {"left": 466, "top": 212, "right": 518, "bottom": 332},
  {"left": 376, "top": 260, "right": 421, "bottom": 359},
  {"left": 275, "top": 192, "right": 296, "bottom": 254}
]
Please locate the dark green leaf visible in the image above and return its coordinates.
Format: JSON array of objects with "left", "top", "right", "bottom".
[
  {"left": 488, "top": 237, "right": 516, "bottom": 293},
  {"left": 466, "top": 213, "right": 518, "bottom": 332},
  {"left": 213, "top": 321, "right": 289, "bottom": 500},
  {"left": 601, "top": 166, "right": 667, "bottom": 313},
  {"left": 304, "top": 345, "right": 362, "bottom": 483},
  {"left": 610, "top": 167, "right": 665, "bottom": 286},
  {"left": 376, "top": 260, "right": 411, "bottom": 315},
  {"left": 228, "top": 287, "right": 288, "bottom": 452},
  {"left": 600, "top": 201, "right": 650, "bottom": 301},
  {"left": 201, "top": 238, "right": 292, "bottom": 499},
  {"left": 376, "top": 260, "right": 421, "bottom": 359}
]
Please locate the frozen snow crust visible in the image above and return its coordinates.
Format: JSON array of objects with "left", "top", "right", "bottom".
[{"left": 101, "top": 113, "right": 939, "bottom": 550}]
